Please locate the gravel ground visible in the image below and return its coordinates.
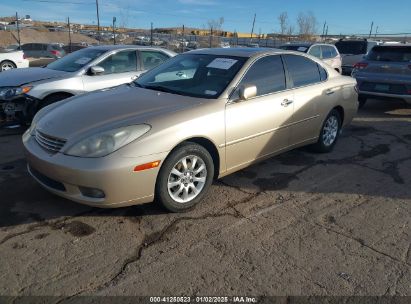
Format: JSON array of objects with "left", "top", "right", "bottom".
[{"left": 0, "top": 98, "right": 410, "bottom": 298}]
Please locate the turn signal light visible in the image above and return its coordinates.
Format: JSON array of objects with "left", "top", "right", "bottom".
[{"left": 134, "top": 160, "right": 161, "bottom": 172}]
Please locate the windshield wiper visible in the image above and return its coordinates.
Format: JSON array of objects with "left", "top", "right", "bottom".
[{"left": 144, "top": 85, "right": 180, "bottom": 95}]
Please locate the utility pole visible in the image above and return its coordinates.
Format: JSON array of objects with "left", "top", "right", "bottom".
[
  {"left": 67, "top": 17, "right": 72, "bottom": 53},
  {"left": 325, "top": 25, "right": 329, "bottom": 40},
  {"left": 250, "top": 13, "right": 256, "bottom": 44},
  {"left": 150, "top": 22, "right": 153, "bottom": 46},
  {"left": 322, "top": 21, "right": 327, "bottom": 41},
  {"left": 369, "top": 21, "right": 374, "bottom": 38},
  {"left": 112, "top": 17, "right": 116, "bottom": 44},
  {"left": 374, "top": 26, "right": 379, "bottom": 39},
  {"left": 15, "top": 12, "right": 21, "bottom": 49},
  {"left": 181, "top": 24, "right": 185, "bottom": 53},
  {"left": 209, "top": 26, "right": 213, "bottom": 48},
  {"left": 95, "top": 0, "right": 100, "bottom": 42}
]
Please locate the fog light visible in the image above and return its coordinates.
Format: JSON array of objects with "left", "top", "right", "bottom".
[{"left": 79, "top": 186, "right": 105, "bottom": 198}]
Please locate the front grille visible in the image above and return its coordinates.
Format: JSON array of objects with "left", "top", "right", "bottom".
[
  {"left": 35, "top": 130, "right": 67, "bottom": 154},
  {"left": 29, "top": 165, "right": 66, "bottom": 192},
  {"left": 360, "top": 82, "right": 407, "bottom": 95}
]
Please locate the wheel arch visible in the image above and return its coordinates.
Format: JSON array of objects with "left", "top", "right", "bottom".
[
  {"left": 167, "top": 136, "right": 221, "bottom": 179},
  {"left": 333, "top": 105, "right": 345, "bottom": 125},
  {"left": 0, "top": 59, "right": 17, "bottom": 69}
]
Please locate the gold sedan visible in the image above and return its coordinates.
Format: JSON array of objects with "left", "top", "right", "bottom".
[{"left": 23, "top": 48, "right": 358, "bottom": 212}]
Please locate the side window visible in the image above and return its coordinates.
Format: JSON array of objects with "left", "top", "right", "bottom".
[
  {"left": 236, "top": 55, "right": 286, "bottom": 97},
  {"left": 318, "top": 64, "right": 327, "bottom": 81},
  {"left": 140, "top": 51, "right": 170, "bottom": 70},
  {"left": 330, "top": 46, "right": 338, "bottom": 57},
  {"left": 98, "top": 50, "right": 137, "bottom": 74},
  {"left": 322, "top": 46, "right": 333, "bottom": 59},
  {"left": 283, "top": 54, "right": 321, "bottom": 87},
  {"left": 309, "top": 45, "right": 321, "bottom": 58}
]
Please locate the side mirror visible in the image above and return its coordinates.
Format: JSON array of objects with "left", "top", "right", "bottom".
[
  {"left": 90, "top": 66, "right": 105, "bottom": 75},
  {"left": 239, "top": 84, "right": 257, "bottom": 101}
]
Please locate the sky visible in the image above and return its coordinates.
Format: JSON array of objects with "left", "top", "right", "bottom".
[{"left": 1, "top": 0, "right": 410, "bottom": 35}]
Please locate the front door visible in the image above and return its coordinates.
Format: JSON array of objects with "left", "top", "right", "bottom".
[
  {"left": 225, "top": 55, "right": 294, "bottom": 172},
  {"left": 82, "top": 50, "right": 141, "bottom": 92}
]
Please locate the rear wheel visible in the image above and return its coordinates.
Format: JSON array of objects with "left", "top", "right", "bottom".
[
  {"left": 0, "top": 60, "right": 16, "bottom": 71},
  {"left": 155, "top": 143, "right": 214, "bottom": 212},
  {"left": 358, "top": 96, "right": 367, "bottom": 109},
  {"left": 311, "top": 109, "right": 342, "bottom": 153}
]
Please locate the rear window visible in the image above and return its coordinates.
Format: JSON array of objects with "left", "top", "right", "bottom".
[
  {"left": 367, "top": 46, "right": 411, "bottom": 62},
  {"left": 335, "top": 41, "right": 367, "bottom": 55},
  {"left": 283, "top": 54, "right": 321, "bottom": 87}
]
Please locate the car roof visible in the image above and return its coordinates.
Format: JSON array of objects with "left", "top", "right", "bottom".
[
  {"left": 280, "top": 43, "right": 313, "bottom": 47},
  {"left": 186, "top": 47, "right": 290, "bottom": 58},
  {"left": 88, "top": 44, "right": 174, "bottom": 52}
]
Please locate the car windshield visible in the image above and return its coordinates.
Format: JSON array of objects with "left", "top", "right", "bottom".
[
  {"left": 134, "top": 54, "right": 247, "bottom": 99},
  {"left": 46, "top": 48, "right": 107, "bottom": 72},
  {"left": 335, "top": 41, "right": 367, "bottom": 55},
  {"left": 367, "top": 46, "right": 411, "bottom": 62},
  {"left": 279, "top": 45, "right": 309, "bottom": 53}
]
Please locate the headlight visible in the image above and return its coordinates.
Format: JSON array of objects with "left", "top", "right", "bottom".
[
  {"left": 65, "top": 124, "right": 151, "bottom": 158},
  {"left": 0, "top": 86, "right": 32, "bottom": 99}
]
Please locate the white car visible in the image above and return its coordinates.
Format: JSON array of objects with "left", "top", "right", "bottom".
[
  {"left": 0, "top": 49, "right": 29, "bottom": 71},
  {"left": 279, "top": 43, "right": 342, "bottom": 74}
]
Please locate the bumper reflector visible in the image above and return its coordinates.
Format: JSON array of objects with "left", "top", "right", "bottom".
[
  {"left": 134, "top": 160, "right": 161, "bottom": 172},
  {"left": 79, "top": 186, "right": 105, "bottom": 199}
]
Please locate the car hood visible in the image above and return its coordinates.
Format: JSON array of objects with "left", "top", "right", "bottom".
[
  {"left": 0, "top": 67, "right": 69, "bottom": 87},
  {"left": 36, "top": 84, "right": 203, "bottom": 140}
]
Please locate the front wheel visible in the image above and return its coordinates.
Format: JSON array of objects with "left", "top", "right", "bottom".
[
  {"left": 311, "top": 109, "right": 342, "bottom": 153},
  {"left": 155, "top": 143, "right": 214, "bottom": 212}
]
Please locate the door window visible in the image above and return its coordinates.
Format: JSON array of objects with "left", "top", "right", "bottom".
[
  {"left": 98, "top": 50, "right": 137, "bottom": 74},
  {"left": 235, "top": 55, "right": 286, "bottom": 98},
  {"left": 140, "top": 51, "right": 170, "bottom": 70},
  {"left": 309, "top": 45, "right": 322, "bottom": 58},
  {"left": 283, "top": 54, "right": 321, "bottom": 88}
]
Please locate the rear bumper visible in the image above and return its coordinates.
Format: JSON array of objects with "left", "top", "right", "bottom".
[
  {"left": 23, "top": 132, "right": 169, "bottom": 208},
  {"left": 16, "top": 59, "right": 30, "bottom": 69},
  {"left": 359, "top": 90, "right": 411, "bottom": 103}
]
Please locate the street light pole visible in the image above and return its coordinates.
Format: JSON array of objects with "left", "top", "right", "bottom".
[{"left": 16, "top": 12, "right": 21, "bottom": 49}]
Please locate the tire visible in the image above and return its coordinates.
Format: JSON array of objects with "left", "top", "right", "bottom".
[
  {"left": 155, "top": 142, "right": 214, "bottom": 212},
  {"left": 311, "top": 109, "right": 342, "bottom": 153},
  {"left": 39, "top": 93, "right": 72, "bottom": 110},
  {"left": 358, "top": 96, "right": 367, "bottom": 109},
  {"left": 0, "top": 60, "right": 16, "bottom": 71}
]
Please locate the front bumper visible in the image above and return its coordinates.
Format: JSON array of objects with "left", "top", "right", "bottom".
[{"left": 23, "top": 132, "right": 169, "bottom": 208}]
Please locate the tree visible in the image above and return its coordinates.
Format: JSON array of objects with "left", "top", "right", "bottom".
[
  {"left": 207, "top": 17, "right": 224, "bottom": 36},
  {"left": 278, "top": 12, "right": 288, "bottom": 36},
  {"left": 297, "top": 11, "right": 317, "bottom": 39}
]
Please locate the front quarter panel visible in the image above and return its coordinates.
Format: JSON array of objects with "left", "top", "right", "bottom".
[
  {"left": 119, "top": 99, "right": 227, "bottom": 174},
  {"left": 26, "top": 76, "right": 85, "bottom": 99}
]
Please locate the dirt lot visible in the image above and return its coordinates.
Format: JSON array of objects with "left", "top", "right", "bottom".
[
  {"left": 0, "top": 28, "right": 97, "bottom": 48},
  {"left": 0, "top": 99, "right": 410, "bottom": 298}
]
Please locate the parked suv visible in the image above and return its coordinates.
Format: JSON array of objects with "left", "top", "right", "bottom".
[
  {"left": 335, "top": 39, "right": 379, "bottom": 75},
  {"left": 352, "top": 45, "right": 411, "bottom": 108},
  {"left": 279, "top": 43, "right": 342, "bottom": 73},
  {"left": 21, "top": 43, "right": 66, "bottom": 59}
]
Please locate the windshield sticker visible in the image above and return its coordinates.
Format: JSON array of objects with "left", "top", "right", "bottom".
[
  {"left": 298, "top": 47, "right": 308, "bottom": 52},
  {"left": 207, "top": 58, "right": 238, "bottom": 70},
  {"left": 205, "top": 90, "right": 217, "bottom": 95},
  {"left": 74, "top": 57, "right": 92, "bottom": 65}
]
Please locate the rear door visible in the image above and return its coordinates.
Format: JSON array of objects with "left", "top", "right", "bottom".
[
  {"left": 82, "top": 50, "right": 139, "bottom": 92},
  {"left": 225, "top": 55, "right": 294, "bottom": 171},
  {"left": 283, "top": 54, "right": 332, "bottom": 146},
  {"left": 139, "top": 50, "right": 172, "bottom": 73}
]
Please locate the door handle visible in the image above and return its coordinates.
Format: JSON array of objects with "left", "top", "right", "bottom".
[
  {"left": 281, "top": 99, "right": 293, "bottom": 107},
  {"left": 131, "top": 75, "right": 139, "bottom": 80},
  {"left": 326, "top": 89, "right": 335, "bottom": 95}
]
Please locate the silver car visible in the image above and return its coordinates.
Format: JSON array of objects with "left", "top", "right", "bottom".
[
  {"left": 0, "top": 45, "right": 176, "bottom": 123},
  {"left": 352, "top": 45, "right": 411, "bottom": 108}
]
